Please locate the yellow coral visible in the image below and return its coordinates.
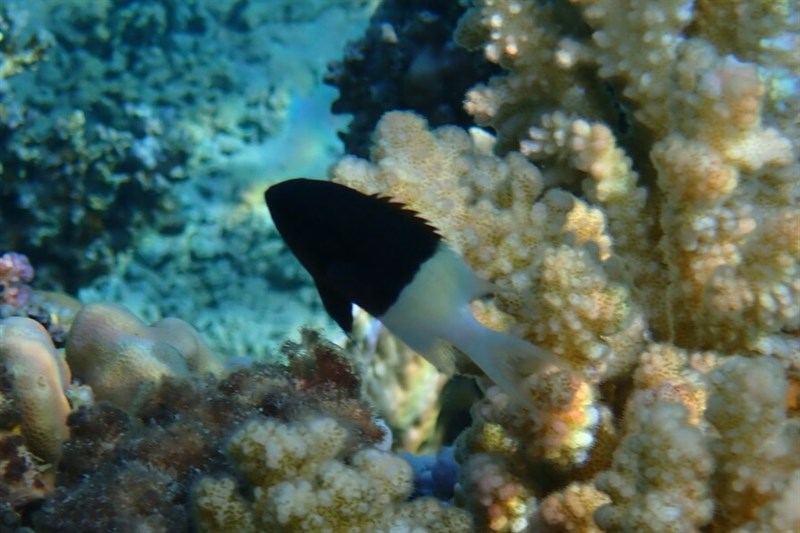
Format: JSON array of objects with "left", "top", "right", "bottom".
[
  {"left": 226, "top": 416, "right": 349, "bottom": 488},
  {"left": 347, "top": 309, "right": 448, "bottom": 453},
  {"left": 192, "top": 476, "right": 255, "bottom": 533},
  {"left": 629, "top": 343, "right": 714, "bottom": 426}
]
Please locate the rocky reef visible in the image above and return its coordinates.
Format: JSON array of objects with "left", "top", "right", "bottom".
[
  {"left": 3, "top": 298, "right": 473, "bottom": 530},
  {"left": 326, "top": 0, "right": 499, "bottom": 157},
  {"left": 1, "top": 0, "right": 373, "bottom": 359}
]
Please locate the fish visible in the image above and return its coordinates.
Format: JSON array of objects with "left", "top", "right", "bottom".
[{"left": 265, "top": 178, "right": 561, "bottom": 406}]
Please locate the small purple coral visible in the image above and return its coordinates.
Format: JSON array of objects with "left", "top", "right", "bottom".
[{"left": 0, "top": 252, "right": 34, "bottom": 307}]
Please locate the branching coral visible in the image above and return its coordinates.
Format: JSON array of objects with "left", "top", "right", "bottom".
[
  {"left": 594, "top": 401, "right": 714, "bottom": 531},
  {"left": 454, "top": 0, "right": 799, "bottom": 354},
  {"left": 705, "top": 356, "right": 800, "bottom": 530},
  {"left": 347, "top": 308, "right": 449, "bottom": 453},
  {"left": 329, "top": 0, "right": 799, "bottom": 529},
  {"left": 194, "top": 416, "right": 473, "bottom": 532},
  {"left": 27, "top": 327, "right": 407, "bottom": 530}
]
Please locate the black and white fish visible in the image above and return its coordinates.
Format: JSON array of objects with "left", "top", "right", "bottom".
[{"left": 265, "top": 178, "right": 560, "bottom": 405}]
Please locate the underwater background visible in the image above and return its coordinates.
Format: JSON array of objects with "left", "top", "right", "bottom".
[{"left": 1, "top": 0, "right": 798, "bottom": 532}]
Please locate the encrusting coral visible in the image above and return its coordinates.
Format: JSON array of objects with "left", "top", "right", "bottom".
[
  {"left": 330, "top": 0, "right": 799, "bottom": 529},
  {"left": 65, "top": 302, "right": 224, "bottom": 412},
  {"left": 0, "top": 316, "right": 71, "bottom": 464}
]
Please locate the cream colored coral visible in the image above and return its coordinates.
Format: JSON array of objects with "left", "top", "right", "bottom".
[
  {"left": 705, "top": 356, "right": 800, "bottom": 530},
  {"left": 196, "top": 416, "right": 472, "bottom": 532},
  {"left": 595, "top": 401, "right": 714, "bottom": 531},
  {"left": 318, "top": 0, "right": 799, "bottom": 530},
  {"left": 226, "top": 416, "right": 349, "bottom": 487},
  {"left": 477, "top": 366, "right": 601, "bottom": 468},
  {"left": 455, "top": 0, "right": 800, "bottom": 356},
  {"left": 628, "top": 343, "right": 714, "bottom": 426},
  {"left": 192, "top": 476, "right": 255, "bottom": 533},
  {"left": 692, "top": 0, "right": 795, "bottom": 65},
  {"left": 333, "top": 111, "right": 650, "bottom": 472},
  {"left": 0, "top": 317, "right": 71, "bottom": 464},
  {"left": 573, "top": 0, "right": 694, "bottom": 130},
  {"left": 333, "top": 112, "right": 646, "bottom": 386},
  {"left": 66, "top": 302, "right": 223, "bottom": 412},
  {"left": 455, "top": 0, "right": 602, "bottom": 150},
  {"left": 516, "top": 243, "right": 644, "bottom": 381},
  {"left": 258, "top": 448, "right": 415, "bottom": 530}
]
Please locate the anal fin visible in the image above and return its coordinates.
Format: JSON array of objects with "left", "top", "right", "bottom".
[{"left": 424, "top": 338, "right": 458, "bottom": 376}]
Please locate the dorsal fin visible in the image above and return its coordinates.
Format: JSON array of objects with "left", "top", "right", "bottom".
[{"left": 368, "top": 193, "right": 444, "bottom": 240}]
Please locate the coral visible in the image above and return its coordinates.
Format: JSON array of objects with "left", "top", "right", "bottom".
[
  {"left": 195, "top": 415, "right": 472, "bottom": 532},
  {"left": 594, "top": 402, "right": 714, "bottom": 531},
  {"left": 331, "top": 111, "right": 647, "bottom": 389},
  {"left": 456, "top": 452, "right": 537, "bottom": 533},
  {"left": 193, "top": 476, "right": 255, "bottom": 532},
  {"left": 0, "top": 251, "right": 33, "bottom": 307},
  {"left": 332, "top": 112, "right": 637, "bottom": 476},
  {"left": 705, "top": 356, "right": 800, "bottom": 530},
  {"left": 2, "top": 0, "right": 371, "bottom": 294},
  {"left": 327, "top": 0, "right": 799, "bottom": 529},
  {"left": 65, "top": 302, "right": 223, "bottom": 412},
  {"left": 538, "top": 481, "right": 610, "bottom": 532},
  {"left": 1, "top": 0, "right": 194, "bottom": 291},
  {"left": 0, "top": 0, "right": 795, "bottom": 529},
  {"left": 347, "top": 308, "right": 449, "bottom": 452},
  {"left": 326, "top": 0, "right": 498, "bottom": 157},
  {"left": 29, "top": 328, "right": 397, "bottom": 530},
  {"left": 627, "top": 343, "right": 716, "bottom": 428},
  {"left": 0, "top": 316, "right": 70, "bottom": 464},
  {"left": 454, "top": 0, "right": 799, "bottom": 353}
]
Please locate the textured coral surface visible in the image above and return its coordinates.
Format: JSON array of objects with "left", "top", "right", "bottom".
[
  {"left": 329, "top": 0, "right": 799, "bottom": 530},
  {"left": 1, "top": 0, "right": 798, "bottom": 531}
]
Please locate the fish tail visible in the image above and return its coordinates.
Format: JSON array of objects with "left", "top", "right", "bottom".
[{"left": 450, "top": 314, "right": 563, "bottom": 407}]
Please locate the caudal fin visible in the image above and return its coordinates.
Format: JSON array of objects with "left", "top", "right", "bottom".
[{"left": 448, "top": 314, "right": 566, "bottom": 408}]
